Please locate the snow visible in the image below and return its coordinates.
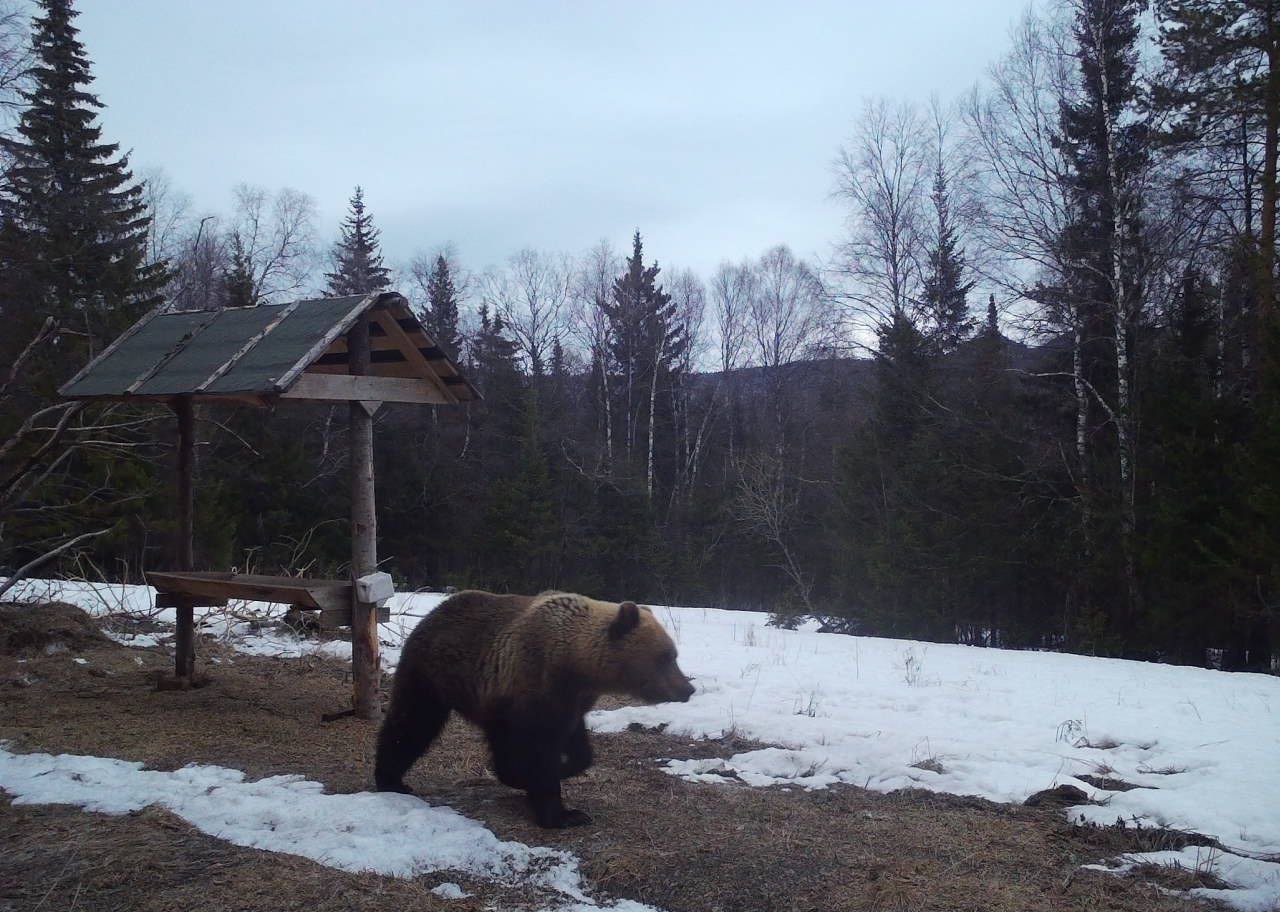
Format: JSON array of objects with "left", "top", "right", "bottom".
[
  {"left": 5, "top": 578, "right": 1280, "bottom": 909},
  {"left": 1083, "top": 848, "right": 1280, "bottom": 912},
  {"left": 429, "top": 882, "right": 470, "bottom": 900},
  {"left": 0, "top": 745, "right": 656, "bottom": 912}
]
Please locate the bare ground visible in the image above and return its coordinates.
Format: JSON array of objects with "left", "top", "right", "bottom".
[{"left": 0, "top": 609, "right": 1225, "bottom": 912}]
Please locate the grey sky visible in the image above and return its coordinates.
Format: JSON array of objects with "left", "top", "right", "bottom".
[{"left": 78, "top": 1, "right": 1029, "bottom": 279}]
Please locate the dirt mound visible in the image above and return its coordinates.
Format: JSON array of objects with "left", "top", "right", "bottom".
[{"left": 0, "top": 601, "right": 107, "bottom": 654}]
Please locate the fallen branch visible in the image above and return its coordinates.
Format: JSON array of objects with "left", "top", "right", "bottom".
[{"left": 0, "top": 528, "right": 112, "bottom": 600}]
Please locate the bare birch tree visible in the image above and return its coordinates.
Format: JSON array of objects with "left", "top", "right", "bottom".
[
  {"left": 485, "top": 248, "right": 573, "bottom": 377},
  {"left": 748, "top": 246, "right": 825, "bottom": 449},
  {"left": 569, "top": 240, "right": 620, "bottom": 468},
  {"left": 665, "top": 267, "right": 708, "bottom": 501},
  {"left": 231, "top": 184, "right": 319, "bottom": 303},
  {"left": 833, "top": 98, "right": 931, "bottom": 344}
]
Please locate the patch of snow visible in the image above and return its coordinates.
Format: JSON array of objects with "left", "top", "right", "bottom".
[
  {"left": 429, "top": 881, "right": 470, "bottom": 900},
  {"left": 1083, "top": 847, "right": 1280, "bottom": 912},
  {"left": 102, "top": 630, "right": 164, "bottom": 649},
  {"left": 71, "top": 657, "right": 87, "bottom": 665},
  {"left": 0, "top": 745, "right": 659, "bottom": 912}
]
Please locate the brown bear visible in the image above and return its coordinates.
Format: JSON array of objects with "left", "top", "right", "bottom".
[{"left": 374, "top": 590, "right": 695, "bottom": 828}]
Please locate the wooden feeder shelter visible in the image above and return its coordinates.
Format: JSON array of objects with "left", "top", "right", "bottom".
[{"left": 60, "top": 291, "right": 478, "bottom": 718}]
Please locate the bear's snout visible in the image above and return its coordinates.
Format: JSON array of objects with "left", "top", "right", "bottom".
[{"left": 661, "top": 671, "right": 695, "bottom": 703}]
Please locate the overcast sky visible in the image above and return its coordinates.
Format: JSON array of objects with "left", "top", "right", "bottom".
[{"left": 77, "top": 1, "right": 1030, "bottom": 279}]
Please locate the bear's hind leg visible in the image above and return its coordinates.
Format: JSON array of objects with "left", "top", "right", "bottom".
[
  {"left": 487, "top": 717, "right": 591, "bottom": 828},
  {"left": 374, "top": 674, "right": 450, "bottom": 794},
  {"left": 560, "top": 717, "right": 593, "bottom": 779},
  {"left": 485, "top": 717, "right": 532, "bottom": 790}
]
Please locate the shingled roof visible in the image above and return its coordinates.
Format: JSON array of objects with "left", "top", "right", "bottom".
[{"left": 60, "top": 291, "right": 479, "bottom": 406}]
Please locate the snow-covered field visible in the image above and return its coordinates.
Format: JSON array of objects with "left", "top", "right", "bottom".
[{"left": 3, "top": 578, "right": 1279, "bottom": 911}]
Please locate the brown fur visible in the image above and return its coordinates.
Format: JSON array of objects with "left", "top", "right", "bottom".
[{"left": 374, "top": 590, "right": 694, "bottom": 827}]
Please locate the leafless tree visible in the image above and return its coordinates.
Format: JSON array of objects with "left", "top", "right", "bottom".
[
  {"left": 569, "top": 240, "right": 620, "bottom": 467},
  {"left": 733, "top": 454, "right": 816, "bottom": 615},
  {"left": 834, "top": 98, "right": 932, "bottom": 345},
  {"left": 748, "top": 245, "right": 825, "bottom": 450},
  {"left": 231, "top": 184, "right": 319, "bottom": 303},
  {"left": 0, "top": 0, "right": 30, "bottom": 130},
  {"left": 665, "top": 267, "right": 709, "bottom": 502},
  {"left": 962, "top": 10, "right": 1076, "bottom": 324},
  {"left": 166, "top": 214, "right": 224, "bottom": 311},
  {"left": 0, "top": 319, "right": 157, "bottom": 597},
  {"left": 484, "top": 248, "right": 573, "bottom": 376},
  {"left": 711, "top": 259, "right": 753, "bottom": 376}
]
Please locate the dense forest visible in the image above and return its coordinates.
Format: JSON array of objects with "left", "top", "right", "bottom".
[{"left": 0, "top": 0, "right": 1276, "bottom": 672}]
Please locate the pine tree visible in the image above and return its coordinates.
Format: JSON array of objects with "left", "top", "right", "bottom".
[
  {"left": 425, "top": 253, "right": 463, "bottom": 360},
  {"left": 325, "top": 186, "right": 390, "bottom": 296},
  {"left": 0, "top": 0, "right": 166, "bottom": 362},
  {"left": 922, "top": 160, "right": 975, "bottom": 352},
  {"left": 221, "top": 231, "right": 256, "bottom": 309}
]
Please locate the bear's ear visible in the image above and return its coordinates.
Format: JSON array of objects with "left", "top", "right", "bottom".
[{"left": 609, "top": 601, "right": 641, "bottom": 641}]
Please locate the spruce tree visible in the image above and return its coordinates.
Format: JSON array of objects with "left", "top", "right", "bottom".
[
  {"left": 325, "top": 186, "right": 391, "bottom": 296},
  {"left": 922, "top": 161, "right": 975, "bottom": 352},
  {"left": 1155, "top": 0, "right": 1280, "bottom": 356},
  {"left": 0, "top": 0, "right": 165, "bottom": 360},
  {"left": 425, "top": 253, "right": 463, "bottom": 360},
  {"left": 984, "top": 293, "right": 999, "bottom": 338},
  {"left": 603, "top": 232, "right": 686, "bottom": 488},
  {"left": 221, "top": 231, "right": 256, "bottom": 309}
]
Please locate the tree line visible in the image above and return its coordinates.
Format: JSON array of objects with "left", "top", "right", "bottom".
[{"left": 0, "top": 0, "right": 1276, "bottom": 672}]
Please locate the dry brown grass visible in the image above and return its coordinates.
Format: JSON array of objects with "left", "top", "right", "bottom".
[{"left": 0, "top": 609, "right": 1226, "bottom": 912}]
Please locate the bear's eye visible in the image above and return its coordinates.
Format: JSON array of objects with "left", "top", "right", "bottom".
[{"left": 658, "top": 648, "right": 676, "bottom": 664}]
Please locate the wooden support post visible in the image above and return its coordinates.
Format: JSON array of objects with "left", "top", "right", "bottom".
[
  {"left": 172, "top": 395, "right": 196, "bottom": 682},
  {"left": 348, "top": 314, "right": 382, "bottom": 720}
]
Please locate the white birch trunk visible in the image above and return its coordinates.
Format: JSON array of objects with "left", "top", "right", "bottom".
[
  {"left": 1093, "top": 12, "right": 1140, "bottom": 618},
  {"left": 646, "top": 339, "right": 663, "bottom": 500}
]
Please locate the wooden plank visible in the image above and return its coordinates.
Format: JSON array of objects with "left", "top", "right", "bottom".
[
  {"left": 382, "top": 295, "right": 480, "bottom": 402},
  {"left": 349, "top": 314, "right": 381, "bottom": 721},
  {"left": 369, "top": 307, "right": 459, "bottom": 405},
  {"left": 60, "top": 391, "right": 271, "bottom": 407},
  {"left": 279, "top": 372, "right": 452, "bottom": 404},
  {"left": 155, "top": 592, "right": 226, "bottom": 609},
  {"left": 146, "top": 571, "right": 351, "bottom": 612},
  {"left": 321, "top": 335, "right": 405, "bottom": 355},
  {"left": 304, "top": 360, "right": 425, "bottom": 380},
  {"left": 317, "top": 605, "right": 390, "bottom": 629}
]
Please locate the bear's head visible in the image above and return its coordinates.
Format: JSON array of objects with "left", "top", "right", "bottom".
[{"left": 603, "top": 600, "right": 695, "bottom": 704}]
